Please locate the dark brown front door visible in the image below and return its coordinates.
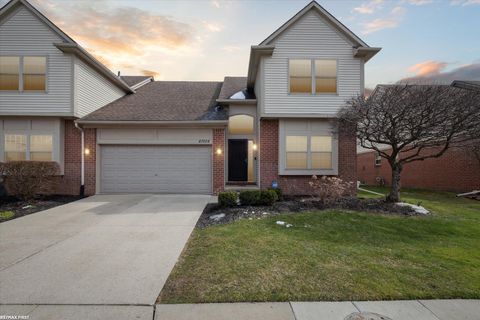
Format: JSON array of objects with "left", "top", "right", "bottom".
[{"left": 228, "top": 139, "right": 248, "bottom": 181}]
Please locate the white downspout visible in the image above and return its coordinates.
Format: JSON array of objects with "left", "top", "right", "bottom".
[{"left": 74, "top": 122, "right": 85, "bottom": 196}]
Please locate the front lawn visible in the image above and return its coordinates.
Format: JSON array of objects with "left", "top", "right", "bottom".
[{"left": 158, "top": 188, "right": 480, "bottom": 303}]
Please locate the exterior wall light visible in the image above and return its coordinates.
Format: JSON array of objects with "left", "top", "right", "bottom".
[
  {"left": 84, "top": 148, "right": 90, "bottom": 155},
  {"left": 216, "top": 148, "right": 222, "bottom": 155},
  {"left": 252, "top": 143, "right": 258, "bottom": 151}
]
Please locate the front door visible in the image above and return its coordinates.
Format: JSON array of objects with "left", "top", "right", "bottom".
[{"left": 228, "top": 139, "right": 248, "bottom": 181}]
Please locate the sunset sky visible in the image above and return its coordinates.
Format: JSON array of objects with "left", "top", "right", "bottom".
[{"left": 4, "top": 0, "right": 479, "bottom": 89}]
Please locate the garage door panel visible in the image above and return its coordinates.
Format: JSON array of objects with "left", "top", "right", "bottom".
[{"left": 101, "top": 145, "right": 212, "bottom": 194}]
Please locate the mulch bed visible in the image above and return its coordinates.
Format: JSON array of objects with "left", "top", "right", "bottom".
[
  {"left": 197, "top": 197, "right": 419, "bottom": 228},
  {"left": 0, "top": 195, "right": 84, "bottom": 223}
]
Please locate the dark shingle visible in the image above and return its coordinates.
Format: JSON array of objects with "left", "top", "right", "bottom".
[
  {"left": 81, "top": 81, "right": 227, "bottom": 122},
  {"left": 218, "top": 76, "right": 255, "bottom": 100}
]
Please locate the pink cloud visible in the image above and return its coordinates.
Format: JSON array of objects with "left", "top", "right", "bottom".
[{"left": 408, "top": 61, "right": 449, "bottom": 76}]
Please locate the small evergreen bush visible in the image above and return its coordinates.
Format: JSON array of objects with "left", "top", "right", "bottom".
[
  {"left": 239, "top": 190, "right": 261, "bottom": 206},
  {"left": 218, "top": 191, "right": 238, "bottom": 207}
]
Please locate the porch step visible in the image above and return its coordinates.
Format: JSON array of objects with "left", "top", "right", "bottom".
[{"left": 224, "top": 183, "right": 260, "bottom": 192}]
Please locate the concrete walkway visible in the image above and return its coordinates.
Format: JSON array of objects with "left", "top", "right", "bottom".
[
  {"left": 1, "top": 300, "right": 478, "bottom": 320},
  {"left": 0, "top": 194, "right": 213, "bottom": 305}
]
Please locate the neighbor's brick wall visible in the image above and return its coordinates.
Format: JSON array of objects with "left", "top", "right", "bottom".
[
  {"left": 212, "top": 128, "right": 225, "bottom": 195},
  {"left": 59, "top": 120, "right": 96, "bottom": 195},
  {"left": 259, "top": 119, "right": 357, "bottom": 195},
  {"left": 357, "top": 146, "right": 480, "bottom": 192}
]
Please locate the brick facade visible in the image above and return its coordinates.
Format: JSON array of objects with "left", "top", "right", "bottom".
[
  {"left": 357, "top": 147, "right": 480, "bottom": 192},
  {"left": 60, "top": 120, "right": 96, "bottom": 195},
  {"left": 212, "top": 128, "right": 225, "bottom": 194},
  {"left": 259, "top": 119, "right": 357, "bottom": 195}
]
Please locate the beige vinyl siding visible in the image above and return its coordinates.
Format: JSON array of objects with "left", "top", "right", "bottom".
[
  {"left": 263, "top": 10, "right": 362, "bottom": 116},
  {"left": 0, "top": 6, "right": 72, "bottom": 115},
  {"left": 74, "top": 57, "right": 125, "bottom": 117}
]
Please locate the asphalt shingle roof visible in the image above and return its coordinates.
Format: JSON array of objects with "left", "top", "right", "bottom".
[
  {"left": 218, "top": 76, "right": 255, "bottom": 100},
  {"left": 81, "top": 81, "right": 227, "bottom": 122},
  {"left": 120, "top": 76, "right": 152, "bottom": 87}
]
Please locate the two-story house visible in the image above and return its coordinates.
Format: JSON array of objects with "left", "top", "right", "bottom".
[{"left": 0, "top": 0, "right": 380, "bottom": 196}]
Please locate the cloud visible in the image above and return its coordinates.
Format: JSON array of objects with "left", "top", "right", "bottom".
[
  {"left": 401, "top": 62, "right": 480, "bottom": 83},
  {"left": 353, "top": 0, "right": 384, "bottom": 14},
  {"left": 202, "top": 21, "right": 222, "bottom": 32},
  {"left": 31, "top": 0, "right": 195, "bottom": 68},
  {"left": 141, "top": 69, "right": 161, "bottom": 78},
  {"left": 211, "top": 0, "right": 221, "bottom": 8},
  {"left": 408, "top": 60, "right": 449, "bottom": 76},
  {"left": 362, "top": 6, "right": 406, "bottom": 34},
  {"left": 407, "top": 0, "right": 433, "bottom": 5},
  {"left": 451, "top": 0, "right": 480, "bottom": 5}
]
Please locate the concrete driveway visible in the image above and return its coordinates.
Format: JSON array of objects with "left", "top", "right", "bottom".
[{"left": 0, "top": 194, "right": 213, "bottom": 305}]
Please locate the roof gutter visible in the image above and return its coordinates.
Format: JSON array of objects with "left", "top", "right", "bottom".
[
  {"left": 216, "top": 99, "right": 257, "bottom": 105},
  {"left": 246, "top": 45, "right": 275, "bottom": 91},
  {"left": 130, "top": 77, "right": 154, "bottom": 90},
  {"left": 354, "top": 47, "right": 382, "bottom": 62},
  {"left": 75, "top": 120, "right": 228, "bottom": 128},
  {"left": 55, "top": 43, "right": 134, "bottom": 93}
]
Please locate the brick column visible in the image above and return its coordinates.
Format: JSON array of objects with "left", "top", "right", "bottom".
[
  {"left": 62, "top": 120, "right": 96, "bottom": 195},
  {"left": 212, "top": 128, "right": 225, "bottom": 194}
]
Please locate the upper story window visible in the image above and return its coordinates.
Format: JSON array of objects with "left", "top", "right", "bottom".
[
  {"left": 289, "top": 59, "right": 337, "bottom": 94},
  {"left": 0, "top": 56, "right": 46, "bottom": 91},
  {"left": 315, "top": 60, "right": 337, "bottom": 93},
  {"left": 228, "top": 115, "right": 254, "bottom": 135},
  {"left": 289, "top": 59, "right": 312, "bottom": 93},
  {"left": 0, "top": 57, "right": 20, "bottom": 91},
  {"left": 23, "top": 57, "right": 46, "bottom": 91}
]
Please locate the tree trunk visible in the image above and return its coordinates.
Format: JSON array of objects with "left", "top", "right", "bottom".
[{"left": 387, "top": 164, "right": 402, "bottom": 202}]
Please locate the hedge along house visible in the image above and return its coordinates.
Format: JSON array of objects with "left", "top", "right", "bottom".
[{"left": 0, "top": 0, "right": 380, "bottom": 195}]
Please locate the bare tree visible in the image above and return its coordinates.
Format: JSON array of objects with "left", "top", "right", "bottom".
[{"left": 339, "top": 84, "right": 480, "bottom": 202}]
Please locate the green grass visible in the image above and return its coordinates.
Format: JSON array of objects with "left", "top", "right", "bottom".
[
  {"left": 0, "top": 211, "right": 15, "bottom": 220},
  {"left": 159, "top": 188, "right": 480, "bottom": 303}
]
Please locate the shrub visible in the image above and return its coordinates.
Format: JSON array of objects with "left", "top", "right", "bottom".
[
  {"left": 308, "top": 175, "right": 353, "bottom": 204},
  {"left": 1, "top": 161, "right": 60, "bottom": 200},
  {"left": 267, "top": 187, "right": 283, "bottom": 201},
  {"left": 239, "top": 190, "right": 261, "bottom": 206},
  {"left": 259, "top": 190, "right": 278, "bottom": 206},
  {"left": 218, "top": 191, "right": 238, "bottom": 207}
]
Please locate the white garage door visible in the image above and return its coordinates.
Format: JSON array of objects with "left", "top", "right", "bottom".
[{"left": 100, "top": 145, "right": 212, "bottom": 194}]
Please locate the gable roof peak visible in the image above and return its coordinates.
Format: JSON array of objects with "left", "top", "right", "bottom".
[{"left": 259, "top": 0, "right": 369, "bottom": 48}]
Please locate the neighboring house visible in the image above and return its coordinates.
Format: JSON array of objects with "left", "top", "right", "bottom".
[
  {"left": 1, "top": 0, "right": 380, "bottom": 195},
  {"left": 357, "top": 81, "right": 480, "bottom": 193}
]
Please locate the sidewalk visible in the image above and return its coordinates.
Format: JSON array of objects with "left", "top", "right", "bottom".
[
  {"left": 155, "top": 300, "right": 479, "bottom": 320},
  {"left": 1, "top": 299, "right": 478, "bottom": 319}
]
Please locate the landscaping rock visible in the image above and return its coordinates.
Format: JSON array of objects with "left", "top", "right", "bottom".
[
  {"left": 344, "top": 312, "right": 392, "bottom": 320},
  {"left": 196, "top": 196, "right": 421, "bottom": 228},
  {"left": 396, "top": 202, "right": 430, "bottom": 215},
  {"left": 209, "top": 213, "right": 225, "bottom": 221}
]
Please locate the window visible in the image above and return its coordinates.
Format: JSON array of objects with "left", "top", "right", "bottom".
[
  {"left": 289, "top": 59, "right": 311, "bottom": 93},
  {"left": 30, "top": 135, "right": 53, "bottom": 161},
  {"left": 289, "top": 59, "right": 337, "bottom": 94},
  {"left": 5, "top": 134, "right": 27, "bottom": 161},
  {"left": 286, "top": 136, "right": 308, "bottom": 169},
  {"left": 0, "top": 57, "right": 20, "bottom": 90},
  {"left": 0, "top": 56, "right": 46, "bottom": 91},
  {"left": 23, "top": 57, "right": 46, "bottom": 91},
  {"left": 315, "top": 60, "right": 337, "bottom": 93},
  {"left": 375, "top": 152, "right": 382, "bottom": 166},
  {"left": 311, "top": 136, "right": 332, "bottom": 169},
  {"left": 228, "top": 115, "right": 254, "bottom": 135},
  {"left": 4, "top": 133, "right": 53, "bottom": 161}
]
